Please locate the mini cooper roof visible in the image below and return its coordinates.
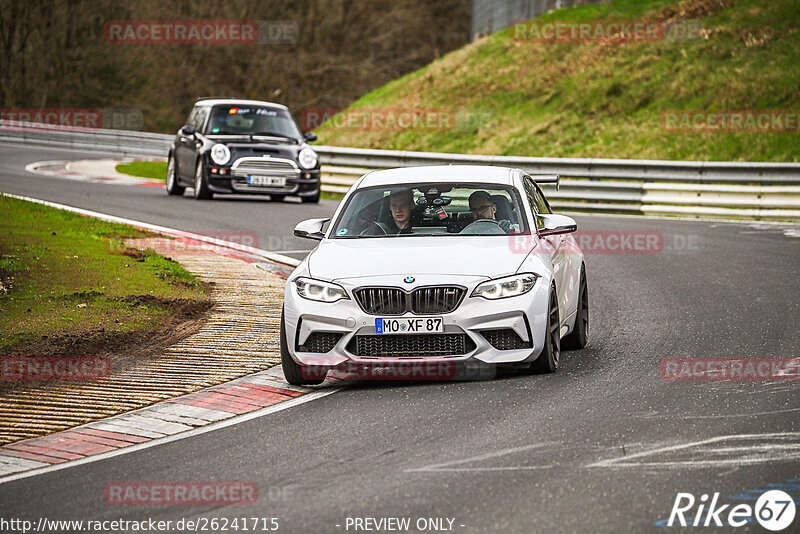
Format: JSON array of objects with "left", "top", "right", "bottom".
[{"left": 193, "top": 98, "right": 290, "bottom": 111}]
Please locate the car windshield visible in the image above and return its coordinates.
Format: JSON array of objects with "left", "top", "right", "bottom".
[
  {"left": 331, "top": 183, "right": 529, "bottom": 238},
  {"left": 205, "top": 105, "right": 302, "bottom": 139}
]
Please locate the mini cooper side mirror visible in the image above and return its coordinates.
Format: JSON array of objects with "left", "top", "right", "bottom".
[
  {"left": 537, "top": 214, "right": 577, "bottom": 237},
  {"left": 294, "top": 218, "right": 330, "bottom": 241},
  {"left": 180, "top": 125, "right": 195, "bottom": 136},
  {"left": 303, "top": 132, "right": 318, "bottom": 143}
]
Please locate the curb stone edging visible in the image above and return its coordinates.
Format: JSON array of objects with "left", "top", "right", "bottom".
[{"left": 0, "top": 366, "right": 315, "bottom": 479}]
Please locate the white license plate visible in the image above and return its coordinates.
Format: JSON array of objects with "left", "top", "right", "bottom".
[
  {"left": 376, "top": 317, "right": 444, "bottom": 334},
  {"left": 248, "top": 175, "right": 286, "bottom": 186}
]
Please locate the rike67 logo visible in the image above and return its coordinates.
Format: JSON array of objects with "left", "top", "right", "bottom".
[{"left": 667, "top": 490, "right": 796, "bottom": 530}]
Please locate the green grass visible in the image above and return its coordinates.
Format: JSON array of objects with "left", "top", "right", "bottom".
[
  {"left": 0, "top": 195, "right": 209, "bottom": 352},
  {"left": 317, "top": 0, "right": 800, "bottom": 162},
  {"left": 116, "top": 160, "right": 167, "bottom": 181}
]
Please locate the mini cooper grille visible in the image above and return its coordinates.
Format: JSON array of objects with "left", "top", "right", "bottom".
[
  {"left": 354, "top": 286, "right": 465, "bottom": 315},
  {"left": 480, "top": 329, "right": 532, "bottom": 350},
  {"left": 297, "top": 332, "right": 343, "bottom": 353},
  {"left": 347, "top": 334, "right": 475, "bottom": 358},
  {"left": 231, "top": 158, "right": 299, "bottom": 179}
]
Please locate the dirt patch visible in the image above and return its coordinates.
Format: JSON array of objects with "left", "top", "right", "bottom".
[
  {"left": 656, "top": 0, "right": 735, "bottom": 22},
  {"left": 0, "top": 296, "right": 214, "bottom": 395},
  {"left": 122, "top": 247, "right": 147, "bottom": 261}
]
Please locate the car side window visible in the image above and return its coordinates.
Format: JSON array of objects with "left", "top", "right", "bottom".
[
  {"left": 533, "top": 183, "right": 552, "bottom": 215},
  {"left": 185, "top": 108, "right": 197, "bottom": 129},
  {"left": 523, "top": 177, "right": 543, "bottom": 230},
  {"left": 192, "top": 107, "right": 209, "bottom": 131}
]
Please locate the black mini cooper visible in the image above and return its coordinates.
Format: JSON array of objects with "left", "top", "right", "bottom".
[{"left": 166, "top": 98, "right": 321, "bottom": 202}]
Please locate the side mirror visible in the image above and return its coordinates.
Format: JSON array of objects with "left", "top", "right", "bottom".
[
  {"left": 303, "top": 132, "right": 318, "bottom": 143},
  {"left": 294, "top": 218, "right": 330, "bottom": 241},
  {"left": 180, "top": 125, "right": 195, "bottom": 136},
  {"left": 537, "top": 214, "right": 577, "bottom": 237}
]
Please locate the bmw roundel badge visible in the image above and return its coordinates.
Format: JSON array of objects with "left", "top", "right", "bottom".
[{"left": 404, "top": 276, "right": 415, "bottom": 284}]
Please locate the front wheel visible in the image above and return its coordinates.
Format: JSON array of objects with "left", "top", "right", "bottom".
[
  {"left": 165, "top": 156, "right": 185, "bottom": 196},
  {"left": 528, "top": 286, "right": 560, "bottom": 374},
  {"left": 193, "top": 161, "right": 213, "bottom": 200},
  {"left": 562, "top": 266, "right": 588, "bottom": 350},
  {"left": 281, "top": 310, "right": 326, "bottom": 386}
]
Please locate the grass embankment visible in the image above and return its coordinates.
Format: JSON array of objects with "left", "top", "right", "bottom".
[
  {"left": 0, "top": 195, "right": 211, "bottom": 357},
  {"left": 317, "top": 0, "right": 800, "bottom": 162},
  {"left": 116, "top": 160, "right": 167, "bottom": 181}
]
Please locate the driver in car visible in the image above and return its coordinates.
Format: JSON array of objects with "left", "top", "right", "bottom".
[
  {"left": 387, "top": 189, "right": 415, "bottom": 234},
  {"left": 468, "top": 191, "right": 517, "bottom": 233}
]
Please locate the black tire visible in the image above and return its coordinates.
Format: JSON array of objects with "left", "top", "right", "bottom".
[
  {"left": 301, "top": 190, "right": 321, "bottom": 204},
  {"left": 193, "top": 160, "right": 213, "bottom": 200},
  {"left": 165, "top": 155, "right": 185, "bottom": 196},
  {"left": 281, "top": 310, "right": 326, "bottom": 386},
  {"left": 562, "top": 266, "right": 588, "bottom": 350},
  {"left": 528, "top": 286, "right": 560, "bottom": 374}
]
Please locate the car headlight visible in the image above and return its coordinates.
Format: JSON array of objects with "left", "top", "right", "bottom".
[
  {"left": 471, "top": 273, "right": 538, "bottom": 300},
  {"left": 298, "top": 147, "right": 319, "bottom": 169},
  {"left": 295, "top": 277, "right": 349, "bottom": 303},
  {"left": 210, "top": 144, "right": 231, "bottom": 165}
]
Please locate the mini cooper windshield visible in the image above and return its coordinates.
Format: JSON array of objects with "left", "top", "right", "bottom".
[
  {"left": 332, "top": 183, "right": 530, "bottom": 238},
  {"left": 205, "top": 105, "right": 302, "bottom": 140}
]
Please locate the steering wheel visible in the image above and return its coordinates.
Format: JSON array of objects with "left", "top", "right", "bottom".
[
  {"left": 360, "top": 221, "right": 390, "bottom": 236},
  {"left": 460, "top": 219, "right": 506, "bottom": 235}
]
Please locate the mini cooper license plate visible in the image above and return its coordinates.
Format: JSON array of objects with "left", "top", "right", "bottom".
[
  {"left": 247, "top": 175, "right": 286, "bottom": 187},
  {"left": 376, "top": 317, "right": 444, "bottom": 334}
]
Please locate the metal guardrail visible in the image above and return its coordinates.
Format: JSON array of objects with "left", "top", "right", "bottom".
[
  {"left": 2, "top": 120, "right": 799, "bottom": 220},
  {"left": 0, "top": 120, "right": 171, "bottom": 157}
]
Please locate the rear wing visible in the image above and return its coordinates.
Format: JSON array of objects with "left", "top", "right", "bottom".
[{"left": 530, "top": 174, "right": 560, "bottom": 191}]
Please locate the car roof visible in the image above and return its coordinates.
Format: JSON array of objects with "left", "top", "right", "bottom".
[
  {"left": 194, "top": 99, "right": 289, "bottom": 111},
  {"left": 358, "top": 165, "right": 516, "bottom": 188}
]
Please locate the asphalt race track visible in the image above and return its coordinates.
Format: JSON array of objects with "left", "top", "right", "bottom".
[{"left": 1, "top": 144, "right": 799, "bottom": 533}]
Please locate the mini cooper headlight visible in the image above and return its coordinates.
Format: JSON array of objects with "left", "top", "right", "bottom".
[
  {"left": 298, "top": 147, "right": 319, "bottom": 169},
  {"left": 295, "top": 277, "right": 349, "bottom": 303},
  {"left": 471, "top": 273, "right": 539, "bottom": 300},
  {"left": 210, "top": 143, "right": 231, "bottom": 165}
]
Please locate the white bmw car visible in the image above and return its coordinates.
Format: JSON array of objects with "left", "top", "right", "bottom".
[{"left": 281, "top": 165, "right": 588, "bottom": 385}]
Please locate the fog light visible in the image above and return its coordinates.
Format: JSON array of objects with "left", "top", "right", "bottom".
[{"left": 211, "top": 167, "right": 218, "bottom": 174}]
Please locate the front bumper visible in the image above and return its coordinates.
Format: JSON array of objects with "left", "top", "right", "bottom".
[
  {"left": 283, "top": 275, "right": 550, "bottom": 369},
  {"left": 206, "top": 166, "right": 320, "bottom": 197}
]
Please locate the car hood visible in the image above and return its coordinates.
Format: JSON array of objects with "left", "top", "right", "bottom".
[{"left": 307, "top": 237, "right": 526, "bottom": 281}]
